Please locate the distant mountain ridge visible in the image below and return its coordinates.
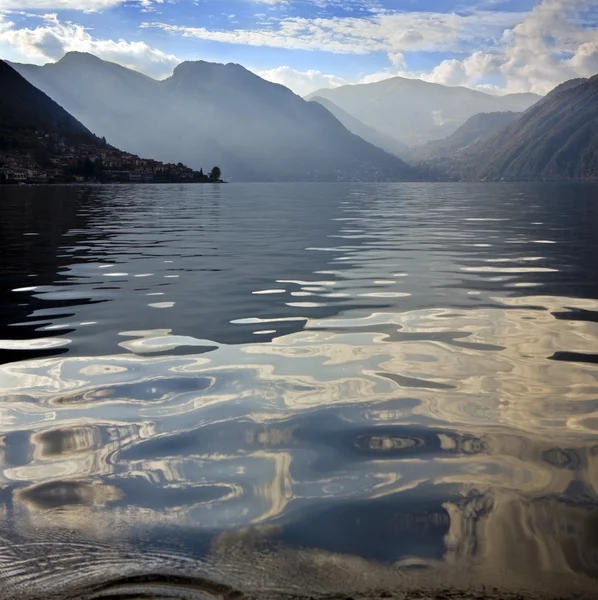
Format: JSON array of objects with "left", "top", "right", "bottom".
[
  {"left": 10, "top": 52, "right": 414, "bottom": 182},
  {"left": 455, "top": 75, "right": 598, "bottom": 181},
  {"left": 308, "top": 96, "right": 408, "bottom": 159},
  {"left": 10, "top": 52, "right": 592, "bottom": 183},
  {"left": 306, "top": 78, "right": 540, "bottom": 146},
  {"left": 0, "top": 60, "right": 220, "bottom": 184},
  {"left": 411, "top": 112, "right": 520, "bottom": 162}
]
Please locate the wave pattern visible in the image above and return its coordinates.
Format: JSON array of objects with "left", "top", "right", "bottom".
[{"left": 0, "top": 183, "right": 597, "bottom": 598}]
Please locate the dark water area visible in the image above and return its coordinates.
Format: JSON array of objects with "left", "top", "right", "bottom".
[{"left": 0, "top": 183, "right": 598, "bottom": 599}]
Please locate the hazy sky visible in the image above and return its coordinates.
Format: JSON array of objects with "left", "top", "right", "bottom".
[{"left": 0, "top": 0, "right": 597, "bottom": 96}]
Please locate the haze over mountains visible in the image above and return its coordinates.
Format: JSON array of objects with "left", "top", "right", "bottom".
[
  {"left": 412, "top": 112, "right": 520, "bottom": 162},
  {"left": 306, "top": 78, "right": 540, "bottom": 146},
  {"left": 308, "top": 96, "right": 408, "bottom": 159},
  {"left": 10, "top": 52, "right": 413, "bottom": 182},
  {"left": 457, "top": 75, "right": 598, "bottom": 181},
  {"left": 0, "top": 61, "right": 213, "bottom": 184},
  {"left": 3, "top": 50, "right": 598, "bottom": 183},
  {"left": 415, "top": 75, "right": 598, "bottom": 182}
]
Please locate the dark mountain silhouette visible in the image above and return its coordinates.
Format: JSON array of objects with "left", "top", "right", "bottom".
[
  {"left": 9, "top": 53, "right": 211, "bottom": 167},
  {"left": 306, "top": 78, "right": 540, "bottom": 146},
  {"left": 11, "top": 53, "right": 414, "bottom": 182},
  {"left": 458, "top": 75, "right": 598, "bottom": 181},
  {"left": 1, "top": 59, "right": 216, "bottom": 184},
  {"left": 534, "top": 78, "right": 587, "bottom": 106},
  {"left": 309, "top": 96, "right": 408, "bottom": 159},
  {"left": 411, "top": 111, "right": 519, "bottom": 161},
  {"left": 0, "top": 59, "right": 101, "bottom": 149}
]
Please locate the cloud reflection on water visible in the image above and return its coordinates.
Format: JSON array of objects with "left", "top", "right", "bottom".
[
  {"left": 0, "top": 294, "right": 597, "bottom": 595},
  {"left": 0, "top": 183, "right": 598, "bottom": 598}
]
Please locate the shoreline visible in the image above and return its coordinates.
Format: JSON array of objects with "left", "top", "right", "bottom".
[{"left": 0, "top": 180, "right": 226, "bottom": 186}]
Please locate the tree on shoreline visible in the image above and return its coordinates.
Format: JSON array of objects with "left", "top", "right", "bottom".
[{"left": 209, "top": 166, "right": 222, "bottom": 181}]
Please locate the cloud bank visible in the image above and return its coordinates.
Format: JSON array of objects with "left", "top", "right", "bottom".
[
  {"left": 0, "top": 12, "right": 178, "bottom": 78},
  {"left": 1, "top": 1, "right": 597, "bottom": 95},
  {"left": 144, "top": 0, "right": 598, "bottom": 94}
]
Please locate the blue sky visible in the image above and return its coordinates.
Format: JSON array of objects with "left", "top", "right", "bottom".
[{"left": 1, "top": 0, "right": 597, "bottom": 95}]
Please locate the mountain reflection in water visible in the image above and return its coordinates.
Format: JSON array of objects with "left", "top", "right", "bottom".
[{"left": 0, "top": 183, "right": 597, "bottom": 599}]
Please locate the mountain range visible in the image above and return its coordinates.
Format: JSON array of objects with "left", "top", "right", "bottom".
[
  {"left": 0, "top": 59, "right": 101, "bottom": 152},
  {"left": 411, "top": 112, "right": 520, "bottom": 162},
  {"left": 0, "top": 60, "right": 213, "bottom": 184},
  {"left": 463, "top": 76, "right": 598, "bottom": 181},
  {"left": 305, "top": 77, "right": 540, "bottom": 147},
  {"left": 3, "top": 51, "right": 598, "bottom": 183},
  {"left": 422, "top": 76, "right": 598, "bottom": 181},
  {"left": 308, "top": 96, "right": 408, "bottom": 159},
  {"left": 10, "top": 53, "right": 413, "bottom": 182}
]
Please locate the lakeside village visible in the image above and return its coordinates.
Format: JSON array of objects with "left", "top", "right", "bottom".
[{"left": 0, "top": 133, "right": 222, "bottom": 185}]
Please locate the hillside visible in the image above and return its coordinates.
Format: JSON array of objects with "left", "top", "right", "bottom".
[
  {"left": 309, "top": 96, "right": 408, "bottom": 159},
  {"left": 306, "top": 78, "right": 540, "bottom": 146},
  {"left": 11, "top": 53, "right": 414, "bottom": 182},
  {"left": 0, "top": 59, "right": 101, "bottom": 151},
  {"left": 459, "top": 76, "right": 598, "bottom": 181},
  {"left": 411, "top": 112, "right": 519, "bottom": 162},
  {"left": 0, "top": 60, "right": 215, "bottom": 184},
  {"left": 9, "top": 53, "right": 198, "bottom": 169}
]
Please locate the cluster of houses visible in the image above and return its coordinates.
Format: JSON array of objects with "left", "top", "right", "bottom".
[
  {"left": 0, "top": 135, "right": 207, "bottom": 184},
  {"left": 0, "top": 154, "right": 50, "bottom": 183}
]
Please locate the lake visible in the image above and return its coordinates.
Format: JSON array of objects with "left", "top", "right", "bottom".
[{"left": 0, "top": 183, "right": 597, "bottom": 600}]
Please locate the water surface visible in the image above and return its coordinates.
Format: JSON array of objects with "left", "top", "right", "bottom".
[{"left": 0, "top": 183, "right": 597, "bottom": 599}]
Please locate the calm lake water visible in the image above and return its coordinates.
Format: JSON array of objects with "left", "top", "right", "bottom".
[{"left": 0, "top": 183, "right": 598, "bottom": 599}]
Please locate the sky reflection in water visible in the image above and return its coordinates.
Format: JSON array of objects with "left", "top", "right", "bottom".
[{"left": 0, "top": 183, "right": 597, "bottom": 598}]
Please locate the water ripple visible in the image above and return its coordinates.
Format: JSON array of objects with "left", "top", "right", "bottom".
[{"left": 0, "top": 183, "right": 597, "bottom": 598}]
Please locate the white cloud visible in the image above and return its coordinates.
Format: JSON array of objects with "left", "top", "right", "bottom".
[
  {"left": 141, "top": 1, "right": 598, "bottom": 95},
  {"left": 142, "top": 10, "right": 527, "bottom": 55},
  {"left": 498, "top": 0, "right": 598, "bottom": 93},
  {"left": 137, "top": 0, "right": 166, "bottom": 13},
  {"left": 0, "top": 0, "right": 124, "bottom": 10},
  {"left": 0, "top": 12, "right": 14, "bottom": 31},
  {"left": 421, "top": 52, "right": 502, "bottom": 87},
  {"left": 2, "top": 0, "right": 597, "bottom": 97},
  {"left": 568, "top": 41, "right": 598, "bottom": 77},
  {"left": 352, "top": 0, "right": 598, "bottom": 95},
  {"left": 256, "top": 58, "right": 424, "bottom": 96},
  {"left": 0, "top": 13, "right": 180, "bottom": 78},
  {"left": 0, "top": 0, "right": 164, "bottom": 11},
  {"left": 388, "top": 51, "right": 405, "bottom": 69},
  {"left": 255, "top": 51, "right": 505, "bottom": 97},
  {"left": 258, "top": 65, "right": 349, "bottom": 96}
]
